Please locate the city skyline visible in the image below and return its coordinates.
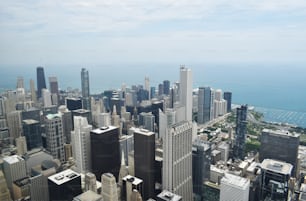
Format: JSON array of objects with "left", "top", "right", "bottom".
[{"left": 1, "top": 0, "right": 306, "bottom": 66}]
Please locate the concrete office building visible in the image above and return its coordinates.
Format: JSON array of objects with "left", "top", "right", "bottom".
[
  {"left": 45, "top": 113, "right": 65, "bottom": 162},
  {"left": 101, "top": 173, "right": 118, "bottom": 201},
  {"left": 3, "top": 155, "right": 27, "bottom": 191},
  {"left": 220, "top": 173, "right": 250, "bottom": 201},
  {"left": 71, "top": 116, "right": 92, "bottom": 173},
  {"left": 179, "top": 66, "right": 192, "bottom": 121},
  {"left": 163, "top": 121, "right": 193, "bottom": 200},
  {"left": 259, "top": 129, "right": 300, "bottom": 176}
]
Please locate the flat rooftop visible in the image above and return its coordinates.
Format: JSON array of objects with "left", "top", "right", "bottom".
[
  {"left": 221, "top": 173, "right": 250, "bottom": 189},
  {"left": 261, "top": 159, "right": 293, "bottom": 175},
  {"left": 48, "top": 169, "right": 80, "bottom": 185},
  {"left": 262, "top": 129, "right": 300, "bottom": 138},
  {"left": 133, "top": 128, "right": 155, "bottom": 136},
  {"left": 3, "top": 155, "right": 24, "bottom": 164},
  {"left": 157, "top": 190, "right": 182, "bottom": 201},
  {"left": 123, "top": 175, "right": 143, "bottom": 185},
  {"left": 91, "top": 126, "right": 118, "bottom": 134},
  {"left": 23, "top": 119, "right": 39, "bottom": 124}
]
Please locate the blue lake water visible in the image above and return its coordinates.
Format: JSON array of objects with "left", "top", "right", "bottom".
[{"left": 0, "top": 62, "right": 305, "bottom": 127}]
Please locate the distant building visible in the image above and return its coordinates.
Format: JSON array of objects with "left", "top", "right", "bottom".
[
  {"left": 233, "top": 105, "right": 248, "bottom": 160},
  {"left": 134, "top": 128, "right": 155, "bottom": 200},
  {"left": 66, "top": 98, "right": 82, "bottom": 111},
  {"left": 90, "top": 126, "right": 120, "bottom": 181},
  {"left": 259, "top": 129, "right": 300, "bottom": 176},
  {"left": 163, "top": 121, "right": 193, "bottom": 200},
  {"left": 198, "top": 87, "right": 213, "bottom": 124},
  {"left": 36, "top": 67, "right": 46, "bottom": 99},
  {"left": 220, "top": 173, "right": 250, "bottom": 201},
  {"left": 179, "top": 66, "right": 192, "bottom": 121},
  {"left": 48, "top": 169, "right": 82, "bottom": 201},
  {"left": 163, "top": 80, "right": 170, "bottom": 95},
  {"left": 42, "top": 89, "right": 52, "bottom": 107},
  {"left": 223, "top": 92, "right": 232, "bottom": 112},
  {"left": 81, "top": 68, "right": 91, "bottom": 110}
]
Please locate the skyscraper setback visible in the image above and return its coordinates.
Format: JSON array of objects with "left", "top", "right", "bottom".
[
  {"left": 36, "top": 67, "right": 46, "bottom": 99},
  {"left": 81, "top": 68, "right": 90, "bottom": 110}
]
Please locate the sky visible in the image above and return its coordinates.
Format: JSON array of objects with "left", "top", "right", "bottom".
[{"left": 1, "top": 0, "right": 306, "bottom": 66}]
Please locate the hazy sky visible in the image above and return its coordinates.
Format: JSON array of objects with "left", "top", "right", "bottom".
[{"left": 1, "top": 0, "right": 306, "bottom": 66}]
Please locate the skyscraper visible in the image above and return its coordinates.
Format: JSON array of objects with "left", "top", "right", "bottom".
[
  {"left": 45, "top": 113, "right": 65, "bottom": 162},
  {"left": 7, "top": 110, "right": 22, "bottom": 139},
  {"left": 90, "top": 126, "right": 120, "bottom": 181},
  {"left": 30, "top": 174, "right": 49, "bottom": 201},
  {"left": 163, "top": 80, "right": 170, "bottom": 95},
  {"left": 134, "top": 128, "right": 155, "bottom": 200},
  {"left": 81, "top": 68, "right": 90, "bottom": 110},
  {"left": 36, "top": 67, "right": 47, "bottom": 99},
  {"left": 163, "top": 121, "right": 193, "bottom": 200},
  {"left": 233, "top": 105, "right": 248, "bottom": 160},
  {"left": 49, "top": 76, "right": 59, "bottom": 105},
  {"left": 259, "top": 129, "right": 300, "bottom": 176},
  {"left": 85, "top": 172, "right": 97, "bottom": 193},
  {"left": 30, "top": 79, "right": 37, "bottom": 103},
  {"left": 198, "top": 87, "right": 212, "bottom": 124},
  {"left": 192, "top": 140, "right": 211, "bottom": 198},
  {"left": 22, "top": 119, "right": 42, "bottom": 151},
  {"left": 179, "top": 66, "right": 192, "bottom": 121},
  {"left": 71, "top": 116, "right": 92, "bottom": 173},
  {"left": 223, "top": 92, "right": 232, "bottom": 112}
]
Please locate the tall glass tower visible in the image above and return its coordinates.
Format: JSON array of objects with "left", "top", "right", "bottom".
[
  {"left": 81, "top": 68, "right": 90, "bottom": 110},
  {"left": 233, "top": 105, "right": 248, "bottom": 160},
  {"left": 36, "top": 67, "right": 46, "bottom": 99}
]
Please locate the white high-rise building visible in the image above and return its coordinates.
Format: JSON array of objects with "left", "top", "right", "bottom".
[
  {"left": 45, "top": 113, "right": 65, "bottom": 162},
  {"left": 15, "top": 136, "right": 27, "bottom": 155},
  {"left": 71, "top": 116, "right": 92, "bottom": 173},
  {"left": 42, "top": 88, "right": 52, "bottom": 107},
  {"left": 144, "top": 76, "right": 150, "bottom": 99},
  {"left": 97, "top": 113, "right": 111, "bottom": 127},
  {"left": 220, "top": 173, "right": 250, "bottom": 201},
  {"left": 179, "top": 66, "right": 193, "bottom": 121},
  {"left": 3, "top": 155, "right": 27, "bottom": 191},
  {"left": 101, "top": 173, "right": 118, "bottom": 201},
  {"left": 163, "top": 121, "right": 193, "bottom": 200},
  {"left": 7, "top": 110, "right": 22, "bottom": 139}
]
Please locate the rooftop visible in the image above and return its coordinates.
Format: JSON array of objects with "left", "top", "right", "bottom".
[
  {"left": 123, "top": 175, "right": 143, "bottom": 185},
  {"left": 91, "top": 126, "right": 118, "bottom": 134},
  {"left": 221, "top": 173, "right": 250, "bottom": 189},
  {"left": 261, "top": 159, "right": 293, "bottom": 175},
  {"left": 48, "top": 169, "right": 80, "bottom": 185},
  {"left": 262, "top": 129, "right": 300, "bottom": 138},
  {"left": 46, "top": 113, "right": 61, "bottom": 120},
  {"left": 3, "top": 155, "right": 24, "bottom": 164},
  {"left": 134, "top": 128, "right": 155, "bottom": 136},
  {"left": 23, "top": 119, "right": 39, "bottom": 124},
  {"left": 73, "top": 190, "right": 102, "bottom": 201},
  {"left": 157, "top": 190, "right": 182, "bottom": 201}
]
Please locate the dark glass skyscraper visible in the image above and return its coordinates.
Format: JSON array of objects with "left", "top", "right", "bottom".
[
  {"left": 81, "top": 68, "right": 90, "bottom": 110},
  {"left": 223, "top": 92, "right": 232, "bottom": 112},
  {"left": 163, "top": 80, "right": 170, "bottom": 95},
  {"left": 36, "top": 67, "right": 46, "bottom": 99},
  {"left": 233, "top": 105, "right": 248, "bottom": 160},
  {"left": 22, "top": 119, "right": 42, "bottom": 150},
  {"left": 90, "top": 126, "right": 120, "bottom": 181},
  {"left": 198, "top": 87, "right": 212, "bottom": 124},
  {"left": 192, "top": 140, "right": 211, "bottom": 199},
  {"left": 134, "top": 128, "right": 155, "bottom": 200}
]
